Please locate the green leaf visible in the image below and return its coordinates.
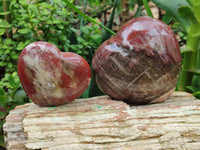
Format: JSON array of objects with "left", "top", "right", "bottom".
[
  {"left": 181, "top": 47, "right": 193, "bottom": 53},
  {"left": 80, "top": 26, "right": 89, "bottom": 35},
  {"left": 8, "top": 75, "right": 16, "bottom": 87},
  {"left": 142, "top": 0, "right": 153, "bottom": 17},
  {"left": 77, "top": 37, "right": 85, "bottom": 43},
  {"left": 0, "top": 62, "right": 7, "bottom": 67},
  {"left": 192, "top": 90, "right": 200, "bottom": 97},
  {"left": 0, "top": 19, "right": 11, "bottom": 28},
  {"left": 57, "top": 25, "right": 64, "bottom": 30},
  {"left": 194, "top": 11, "right": 200, "bottom": 23},
  {"left": 162, "top": 13, "right": 173, "bottom": 24},
  {"left": 187, "top": 0, "right": 200, "bottom": 22},
  {"left": 14, "top": 90, "right": 26, "bottom": 101},
  {"left": 91, "top": 35, "right": 101, "bottom": 41},
  {"left": 101, "top": 0, "right": 119, "bottom": 43},
  {"left": 186, "top": 0, "right": 194, "bottom": 6},
  {"left": 189, "top": 22, "right": 200, "bottom": 38},
  {"left": 151, "top": 0, "right": 191, "bottom": 32},
  {"left": 0, "top": 135, "right": 5, "bottom": 147},
  {"left": 0, "top": 29, "right": 5, "bottom": 35},
  {"left": 50, "top": 0, "right": 54, "bottom": 5},
  {"left": 60, "top": 34, "right": 67, "bottom": 41},
  {"left": 30, "top": 18, "right": 39, "bottom": 23},
  {"left": 18, "top": 21, "right": 26, "bottom": 26},
  {"left": 0, "top": 121, "right": 3, "bottom": 128},
  {"left": 70, "top": 27, "right": 78, "bottom": 33},
  {"left": 0, "top": 87, "right": 5, "bottom": 96},
  {"left": 80, "top": 83, "right": 90, "bottom": 98},
  {"left": 52, "top": 19, "right": 62, "bottom": 24},
  {"left": 0, "top": 95, "right": 7, "bottom": 107},
  {"left": 0, "top": 11, "right": 10, "bottom": 15},
  {"left": 0, "top": 87, "right": 6, "bottom": 106},
  {"left": 189, "top": 69, "right": 200, "bottom": 75},
  {"left": 186, "top": 85, "right": 199, "bottom": 92},
  {"left": 6, "top": 96, "right": 13, "bottom": 103},
  {"left": 93, "top": 24, "right": 100, "bottom": 30},
  {"left": 71, "top": 44, "right": 84, "bottom": 51},
  {"left": 0, "top": 111, "right": 6, "bottom": 119},
  {"left": 178, "top": 6, "right": 197, "bottom": 23},
  {"left": 192, "top": 75, "right": 200, "bottom": 90},
  {"left": 19, "top": 0, "right": 29, "bottom": 7},
  {"left": 16, "top": 42, "right": 25, "bottom": 51},
  {"left": 8, "top": 62, "right": 14, "bottom": 68},
  {"left": 18, "top": 28, "right": 31, "bottom": 34},
  {"left": 134, "top": 5, "right": 142, "bottom": 18}
]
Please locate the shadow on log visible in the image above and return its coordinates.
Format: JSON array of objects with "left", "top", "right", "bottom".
[{"left": 3, "top": 92, "right": 200, "bottom": 150}]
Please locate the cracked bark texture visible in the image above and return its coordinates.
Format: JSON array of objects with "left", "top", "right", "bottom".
[{"left": 3, "top": 92, "right": 200, "bottom": 150}]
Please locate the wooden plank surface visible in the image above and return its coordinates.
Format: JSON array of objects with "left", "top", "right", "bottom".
[{"left": 3, "top": 92, "right": 200, "bottom": 150}]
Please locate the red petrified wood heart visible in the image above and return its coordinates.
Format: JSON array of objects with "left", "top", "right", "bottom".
[
  {"left": 18, "top": 41, "right": 91, "bottom": 106},
  {"left": 92, "top": 16, "right": 181, "bottom": 105}
]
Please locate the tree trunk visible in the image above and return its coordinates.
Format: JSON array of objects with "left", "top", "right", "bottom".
[
  {"left": 3, "top": 92, "right": 200, "bottom": 150},
  {"left": 3, "top": 0, "right": 12, "bottom": 39}
]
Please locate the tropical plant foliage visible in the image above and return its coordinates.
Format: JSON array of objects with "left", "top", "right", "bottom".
[{"left": 151, "top": 0, "right": 200, "bottom": 97}]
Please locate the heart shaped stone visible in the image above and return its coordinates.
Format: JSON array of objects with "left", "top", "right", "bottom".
[
  {"left": 92, "top": 17, "right": 181, "bottom": 104},
  {"left": 18, "top": 41, "right": 91, "bottom": 106}
]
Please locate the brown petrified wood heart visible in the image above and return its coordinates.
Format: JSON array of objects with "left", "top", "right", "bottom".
[
  {"left": 92, "top": 16, "right": 181, "bottom": 104},
  {"left": 18, "top": 41, "right": 91, "bottom": 106}
]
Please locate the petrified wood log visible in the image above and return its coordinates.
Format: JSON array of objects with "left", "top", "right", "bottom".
[{"left": 3, "top": 92, "right": 200, "bottom": 150}]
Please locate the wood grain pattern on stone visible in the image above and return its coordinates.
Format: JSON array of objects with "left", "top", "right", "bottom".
[{"left": 3, "top": 92, "right": 200, "bottom": 150}]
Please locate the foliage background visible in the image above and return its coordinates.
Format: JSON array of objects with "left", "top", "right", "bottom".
[{"left": 0, "top": 0, "right": 200, "bottom": 149}]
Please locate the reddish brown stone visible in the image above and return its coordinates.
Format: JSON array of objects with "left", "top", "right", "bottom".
[
  {"left": 92, "top": 17, "right": 181, "bottom": 104},
  {"left": 18, "top": 42, "right": 91, "bottom": 106}
]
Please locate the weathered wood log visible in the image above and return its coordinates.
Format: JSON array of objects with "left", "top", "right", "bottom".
[{"left": 3, "top": 92, "right": 200, "bottom": 150}]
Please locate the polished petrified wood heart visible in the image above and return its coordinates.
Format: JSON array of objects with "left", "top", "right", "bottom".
[
  {"left": 92, "top": 16, "right": 181, "bottom": 104},
  {"left": 18, "top": 41, "right": 91, "bottom": 106}
]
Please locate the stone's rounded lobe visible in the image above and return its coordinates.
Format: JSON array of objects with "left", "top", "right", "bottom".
[
  {"left": 116, "top": 17, "right": 181, "bottom": 64},
  {"left": 92, "top": 16, "right": 181, "bottom": 104},
  {"left": 18, "top": 41, "right": 91, "bottom": 106}
]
